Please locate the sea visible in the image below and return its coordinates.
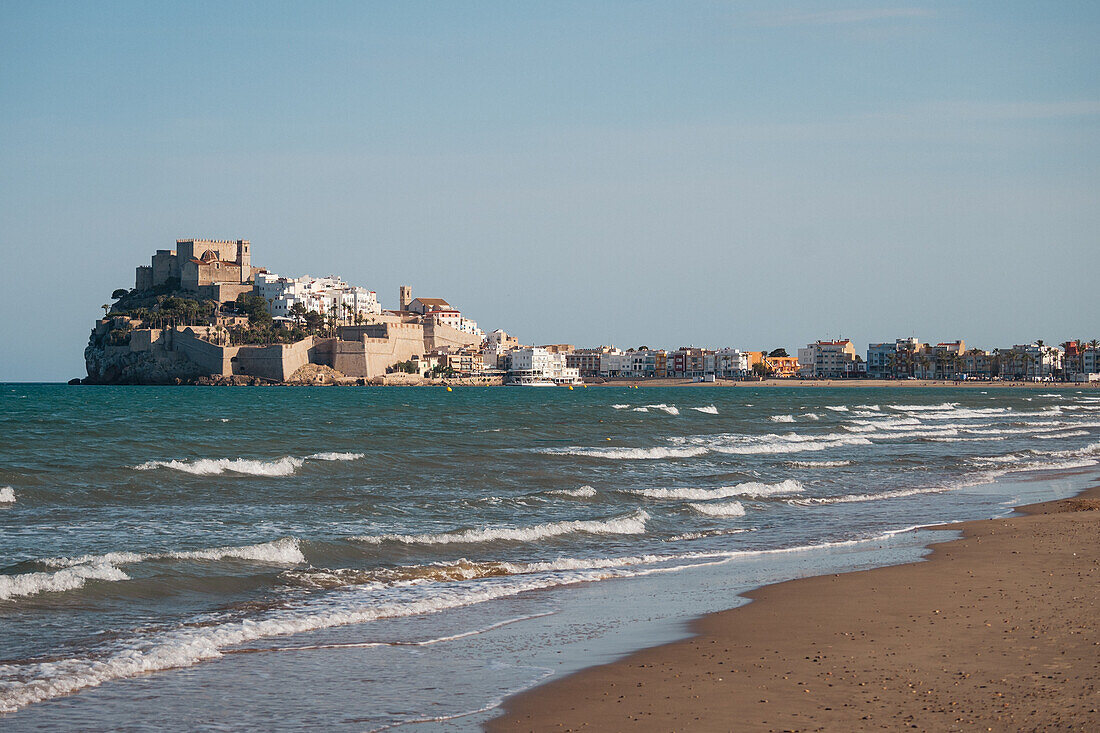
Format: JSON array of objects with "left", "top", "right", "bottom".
[{"left": 2, "top": 384, "right": 1099, "bottom": 730}]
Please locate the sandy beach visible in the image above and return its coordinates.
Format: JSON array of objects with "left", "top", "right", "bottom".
[{"left": 488, "top": 479, "right": 1100, "bottom": 732}]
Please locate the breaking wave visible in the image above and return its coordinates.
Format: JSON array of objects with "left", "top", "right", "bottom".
[
  {"left": 45, "top": 538, "right": 306, "bottom": 569},
  {"left": 0, "top": 486, "right": 14, "bottom": 503},
  {"left": 135, "top": 457, "right": 304, "bottom": 476},
  {"left": 306, "top": 452, "right": 364, "bottom": 461},
  {"left": 624, "top": 479, "right": 803, "bottom": 501},
  {"left": 691, "top": 405, "right": 719, "bottom": 414},
  {"left": 824, "top": 405, "right": 849, "bottom": 412},
  {"left": 542, "top": 446, "right": 708, "bottom": 460},
  {"left": 646, "top": 404, "right": 680, "bottom": 415},
  {"left": 611, "top": 404, "right": 630, "bottom": 409},
  {"left": 888, "top": 402, "right": 960, "bottom": 411},
  {"left": 0, "top": 564, "right": 130, "bottom": 602},
  {"left": 786, "top": 459, "right": 852, "bottom": 468},
  {"left": 770, "top": 414, "right": 796, "bottom": 423},
  {"left": 689, "top": 500, "right": 747, "bottom": 517},
  {"left": 133, "top": 453, "right": 361, "bottom": 476},
  {"left": 548, "top": 485, "right": 597, "bottom": 498},
  {"left": 352, "top": 511, "right": 650, "bottom": 545},
  {"left": 790, "top": 486, "right": 950, "bottom": 506}
]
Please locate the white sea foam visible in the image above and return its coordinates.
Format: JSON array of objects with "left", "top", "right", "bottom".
[
  {"left": 134, "top": 451, "right": 362, "bottom": 476},
  {"left": 802, "top": 412, "right": 821, "bottom": 420},
  {"left": 888, "top": 402, "right": 960, "bottom": 411},
  {"left": 548, "top": 485, "right": 597, "bottom": 498},
  {"left": 926, "top": 436, "right": 1007, "bottom": 442},
  {"left": 0, "top": 564, "right": 130, "bottom": 601},
  {"left": 824, "top": 405, "right": 849, "bottom": 412},
  {"left": 611, "top": 404, "right": 630, "bottom": 409},
  {"left": 854, "top": 404, "right": 881, "bottom": 411},
  {"left": 1035, "top": 430, "right": 1090, "bottom": 439},
  {"left": 770, "top": 414, "right": 796, "bottom": 423},
  {"left": 689, "top": 500, "right": 747, "bottom": 517},
  {"left": 543, "top": 446, "right": 709, "bottom": 460},
  {"left": 786, "top": 459, "right": 852, "bottom": 468},
  {"left": 352, "top": 511, "right": 650, "bottom": 545},
  {"left": 691, "top": 405, "right": 719, "bottom": 414},
  {"left": 700, "top": 432, "right": 873, "bottom": 456},
  {"left": 632, "top": 407, "right": 649, "bottom": 412},
  {"left": 45, "top": 538, "right": 306, "bottom": 569},
  {"left": 0, "top": 487, "right": 14, "bottom": 503},
  {"left": 134, "top": 456, "right": 305, "bottom": 476},
  {"left": 646, "top": 404, "right": 680, "bottom": 415},
  {"left": 790, "top": 486, "right": 950, "bottom": 506},
  {"left": 306, "top": 452, "right": 364, "bottom": 461},
  {"left": 624, "top": 479, "right": 803, "bottom": 501}
]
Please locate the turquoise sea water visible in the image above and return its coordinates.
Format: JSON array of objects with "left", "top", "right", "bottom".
[{"left": 1, "top": 384, "right": 1098, "bottom": 729}]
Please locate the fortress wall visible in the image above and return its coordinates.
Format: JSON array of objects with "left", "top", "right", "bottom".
[
  {"left": 171, "top": 329, "right": 237, "bottom": 375},
  {"left": 334, "top": 323, "right": 425, "bottom": 378},
  {"left": 197, "top": 282, "right": 254, "bottom": 304},
  {"left": 234, "top": 337, "right": 318, "bottom": 381},
  {"left": 424, "top": 321, "right": 483, "bottom": 351},
  {"left": 129, "top": 329, "right": 165, "bottom": 353}
]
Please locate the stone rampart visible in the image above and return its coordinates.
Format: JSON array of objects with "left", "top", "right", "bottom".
[{"left": 334, "top": 323, "right": 425, "bottom": 378}]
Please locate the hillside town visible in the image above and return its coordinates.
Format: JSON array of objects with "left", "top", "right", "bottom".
[{"left": 85, "top": 238, "right": 1100, "bottom": 386}]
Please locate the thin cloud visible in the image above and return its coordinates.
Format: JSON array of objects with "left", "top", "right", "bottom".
[{"left": 758, "top": 8, "right": 935, "bottom": 26}]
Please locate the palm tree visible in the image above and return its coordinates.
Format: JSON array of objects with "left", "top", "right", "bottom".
[{"left": 101, "top": 304, "right": 111, "bottom": 317}]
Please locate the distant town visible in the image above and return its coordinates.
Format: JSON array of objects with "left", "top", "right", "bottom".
[{"left": 83, "top": 238, "right": 1100, "bottom": 386}]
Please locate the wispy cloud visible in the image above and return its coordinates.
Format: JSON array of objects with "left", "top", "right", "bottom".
[{"left": 758, "top": 8, "right": 935, "bottom": 27}]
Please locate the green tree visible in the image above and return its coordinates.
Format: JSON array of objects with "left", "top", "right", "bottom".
[
  {"left": 235, "top": 292, "right": 273, "bottom": 327},
  {"left": 768, "top": 348, "right": 789, "bottom": 358},
  {"left": 111, "top": 288, "right": 129, "bottom": 300}
]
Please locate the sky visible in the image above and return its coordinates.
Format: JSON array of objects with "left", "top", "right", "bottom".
[{"left": 1, "top": 1, "right": 1098, "bottom": 381}]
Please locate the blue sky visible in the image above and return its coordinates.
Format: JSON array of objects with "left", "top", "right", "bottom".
[{"left": 2, "top": 2, "right": 1098, "bottom": 381}]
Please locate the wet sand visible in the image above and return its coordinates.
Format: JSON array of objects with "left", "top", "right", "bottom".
[{"left": 488, "top": 482, "right": 1100, "bottom": 732}]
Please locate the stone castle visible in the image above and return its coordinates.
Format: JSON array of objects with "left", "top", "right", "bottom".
[
  {"left": 135, "top": 239, "right": 259, "bottom": 303},
  {"left": 88, "top": 238, "right": 485, "bottom": 384}
]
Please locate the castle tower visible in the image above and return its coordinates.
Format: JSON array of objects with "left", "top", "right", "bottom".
[
  {"left": 399, "top": 285, "right": 412, "bottom": 311},
  {"left": 236, "top": 239, "right": 251, "bottom": 282}
]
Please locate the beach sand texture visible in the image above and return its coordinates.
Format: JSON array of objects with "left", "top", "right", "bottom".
[{"left": 489, "top": 484, "right": 1100, "bottom": 732}]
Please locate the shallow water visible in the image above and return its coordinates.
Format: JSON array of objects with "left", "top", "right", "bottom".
[{"left": 1, "top": 384, "right": 1098, "bottom": 729}]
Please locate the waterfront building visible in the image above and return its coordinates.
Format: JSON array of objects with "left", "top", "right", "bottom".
[
  {"left": 713, "top": 348, "right": 750, "bottom": 378},
  {"left": 568, "top": 347, "right": 618, "bottom": 378},
  {"left": 670, "top": 348, "right": 710, "bottom": 379},
  {"left": 798, "top": 340, "right": 858, "bottom": 378},
  {"left": 509, "top": 347, "right": 580, "bottom": 384},
  {"left": 866, "top": 342, "right": 895, "bottom": 379},
  {"left": 1083, "top": 345, "right": 1100, "bottom": 375},
  {"left": 997, "top": 343, "right": 1063, "bottom": 380}
]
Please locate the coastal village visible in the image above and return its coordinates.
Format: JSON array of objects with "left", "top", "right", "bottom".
[{"left": 86, "top": 238, "right": 1100, "bottom": 386}]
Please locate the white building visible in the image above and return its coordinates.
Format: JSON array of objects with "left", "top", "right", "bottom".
[
  {"left": 255, "top": 272, "right": 381, "bottom": 321},
  {"left": 1002, "top": 343, "right": 1063, "bottom": 380},
  {"left": 423, "top": 309, "right": 484, "bottom": 338},
  {"left": 598, "top": 349, "right": 629, "bottom": 377},
  {"left": 509, "top": 347, "right": 580, "bottom": 384},
  {"left": 1084, "top": 346, "right": 1100, "bottom": 375},
  {"left": 713, "top": 348, "right": 750, "bottom": 378}
]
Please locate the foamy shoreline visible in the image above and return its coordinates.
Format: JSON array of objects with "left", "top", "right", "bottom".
[{"left": 487, "top": 470, "right": 1100, "bottom": 731}]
